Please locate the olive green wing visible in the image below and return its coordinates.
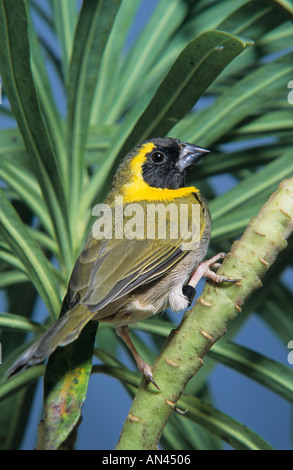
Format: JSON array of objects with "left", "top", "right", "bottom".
[
  {"left": 69, "top": 231, "right": 186, "bottom": 313},
  {"left": 69, "top": 193, "right": 205, "bottom": 313}
]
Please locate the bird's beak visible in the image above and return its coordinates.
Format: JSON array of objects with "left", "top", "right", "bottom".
[{"left": 176, "top": 143, "right": 210, "bottom": 172}]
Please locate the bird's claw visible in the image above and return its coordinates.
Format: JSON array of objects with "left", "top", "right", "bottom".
[{"left": 143, "top": 364, "right": 160, "bottom": 390}]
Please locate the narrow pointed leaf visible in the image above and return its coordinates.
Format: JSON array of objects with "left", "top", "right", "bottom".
[
  {"left": 0, "top": 158, "right": 53, "bottom": 236},
  {"left": 29, "top": 15, "right": 68, "bottom": 192},
  {"left": 0, "top": 128, "right": 25, "bottom": 157},
  {"left": 270, "top": 0, "right": 293, "bottom": 18},
  {"left": 91, "top": 0, "right": 141, "bottom": 123},
  {"left": 0, "top": 271, "right": 28, "bottom": 288},
  {"left": 209, "top": 341, "right": 293, "bottom": 403},
  {"left": 67, "top": 0, "right": 122, "bottom": 225},
  {"left": 50, "top": 0, "right": 78, "bottom": 81},
  {"left": 218, "top": 1, "right": 285, "bottom": 38},
  {"left": 178, "top": 395, "right": 274, "bottom": 450},
  {"left": 0, "top": 282, "right": 41, "bottom": 450},
  {"left": 0, "top": 313, "right": 46, "bottom": 334},
  {"left": 0, "top": 0, "right": 64, "bottom": 203},
  {"left": 85, "top": 30, "right": 252, "bottom": 208},
  {"left": 174, "top": 52, "right": 293, "bottom": 146},
  {"left": 210, "top": 149, "right": 293, "bottom": 221},
  {"left": 0, "top": 366, "right": 44, "bottom": 403},
  {"left": 105, "top": 0, "right": 188, "bottom": 123},
  {"left": 118, "top": 30, "right": 252, "bottom": 157},
  {"left": 43, "top": 321, "right": 98, "bottom": 450},
  {"left": 0, "top": 0, "right": 72, "bottom": 270},
  {"left": 92, "top": 360, "right": 273, "bottom": 450},
  {"left": 0, "top": 189, "right": 61, "bottom": 319}
]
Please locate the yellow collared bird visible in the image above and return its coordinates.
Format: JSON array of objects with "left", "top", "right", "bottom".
[{"left": 8, "top": 137, "right": 234, "bottom": 387}]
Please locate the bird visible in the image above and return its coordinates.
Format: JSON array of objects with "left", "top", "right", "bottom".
[{"left": 7, "top": 137, "right": 235, "bottom": 387}]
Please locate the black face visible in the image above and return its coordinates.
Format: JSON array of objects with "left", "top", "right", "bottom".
[{"left": 141, "top": 138, "right": 189, "bottom": 190}]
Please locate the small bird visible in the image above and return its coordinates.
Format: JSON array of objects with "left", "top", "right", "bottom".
[{"left": 7, "top": 137, "right": 234, "bottom": 387}]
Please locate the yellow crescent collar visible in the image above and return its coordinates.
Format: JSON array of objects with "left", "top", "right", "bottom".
[{"left": 122, "top": 143, "right": 198, "bottom": 203}]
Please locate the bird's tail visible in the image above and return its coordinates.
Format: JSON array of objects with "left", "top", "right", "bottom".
[{"left": 7, "top": 304, "right": 91, "bottom": 378}]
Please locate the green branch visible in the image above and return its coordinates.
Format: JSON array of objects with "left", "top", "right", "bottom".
[{"left": 116, "top": 178, "right": 293, "bottom": 450}]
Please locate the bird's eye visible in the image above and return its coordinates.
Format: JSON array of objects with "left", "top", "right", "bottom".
[{"left": 151, "top": 151, "right": 166, "bottom": 164}]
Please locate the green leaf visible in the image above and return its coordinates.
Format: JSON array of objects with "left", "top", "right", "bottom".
[
  {"left": 232, "top": 110, "right": 293, "bottom": 136},
  {"left": 0, "top": 280, "right": 40, "bottom": 450},
  {"left": 259, "top": 282, "right": 293, "bottom": 344},
  {"left": 209, "top": 341, "right": 293, "bottom": 403},
  {"left": 0, "top": 189, "right": 61, "bottom": 319},
  {"left": 210, "top": 149, "right": 293, "bottom": 221},
  {"left": 30, "top": 0, "right": 55, "bottom": 33},
  {"left": 91, "top": 357, "right": 273, "bottom": 450},
  {"left": 105, "top": 0, "right": 188, "bottom": 124},
  {"left": 182, "top": 0, "right": 249, "bottom": 37},
  {"left": 0, "top": 0, "right": 72, "bottom": 271},
  {"left": 164, "top": 411, "right": 222, "bottom": 450},
  {"left": 195, "top": 146, "right": 278, "bottom": 179},
  {"left": 0, "top": 158, "right": 53, "bottom": 236},
  {"left": 85, "top": 123, "right": 117, "bottom": 165},
  {"left": 241, "top": 235, "right": 293, "bottom": 325},
  {"left": 119, "top": 30, "right": 252, "bottom": 157},
  {"left": 0, "top": 381, "right": 39, "bottom": 450},
  {"left": 0, "top": 352, "right": 42, "bottom": 449},
  {"left": 211, "top": 188, "right": 276, "bottom": 241},
  {"left": 0, "top": 271, "right": 28, "bottom": 288},
  {"left": 84, "top": 30, "right": 252, "bottom": 208},
  {"left": 67, "top": 0, "right": 122, "bottom": 231},
  {"left": 259, "top": 22, "right": 293, "bottom": 56},
  {"left": 0, "top": 312, "right": 46, "bottom": 334},
  {"left": 43, "top": 321, "right": 98, "bottom": 450},
  {"left": 0, "top": 128, "right": 25, "bottom": 157},
  {"left": 178, "top": 395, "right": 274, "bottom": 450},
  {"left": 90, "top": 0, "right": 141, "bottom": 123},
  {"left": 270, "top": 0, "right": 293, "bottom": 18},
  {"left": 0, "top": 106, "right": 13, "bottom": 118},
  {"left": 92, "top": 363, "right": 140, "bottom": 390},
  {"left": 0, "top": 366, "right": 44, "bottom": 403},
  {"left": 174, "top": 52, "right": 293, "bottom": 146},
  {"left": 50, "top": 0, "right": 78, "bottom": 81},
  {"left": 0, "top": 240, "right": 21, "bottom": 260},
  {"left": 28, "top": 13, "right": 68, "bottom": 194},
  {"left": 218, "top": 1, "right": 286, "bottom": 38},
  {"left": 27, "top": 228, "right": 59, "bottom": 257}
]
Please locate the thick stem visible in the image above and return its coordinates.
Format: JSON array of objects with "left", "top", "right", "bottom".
[{"left": 116, "top": 178, "right": 293, "bottom": 450}]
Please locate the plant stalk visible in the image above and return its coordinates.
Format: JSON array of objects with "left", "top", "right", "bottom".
[{"left": 116, "top": 178, "right": 293, "bottom": 450}]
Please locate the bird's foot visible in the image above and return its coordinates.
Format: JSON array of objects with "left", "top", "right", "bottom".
[{"left": 187, "top": 252, "right": 240, "bottom": 290}]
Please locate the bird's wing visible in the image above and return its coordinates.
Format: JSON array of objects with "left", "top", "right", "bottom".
[
  {"left": 69, "top": 194, "right": 204, "bottom": 312},
  {"left": 70, "top": 232, "right": 187, "bottom": 312}
]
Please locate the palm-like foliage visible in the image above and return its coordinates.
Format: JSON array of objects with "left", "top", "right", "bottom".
[{"left": 0, "top": 0, "right": 293, "bottom": 450}]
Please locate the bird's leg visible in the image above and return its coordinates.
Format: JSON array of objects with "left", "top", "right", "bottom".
[
  {"left": 185, "top": 252, "right": 240, "bottom": 298},
  {"left": 116, "top": 325, "right": 160, "bottom": 390}
]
